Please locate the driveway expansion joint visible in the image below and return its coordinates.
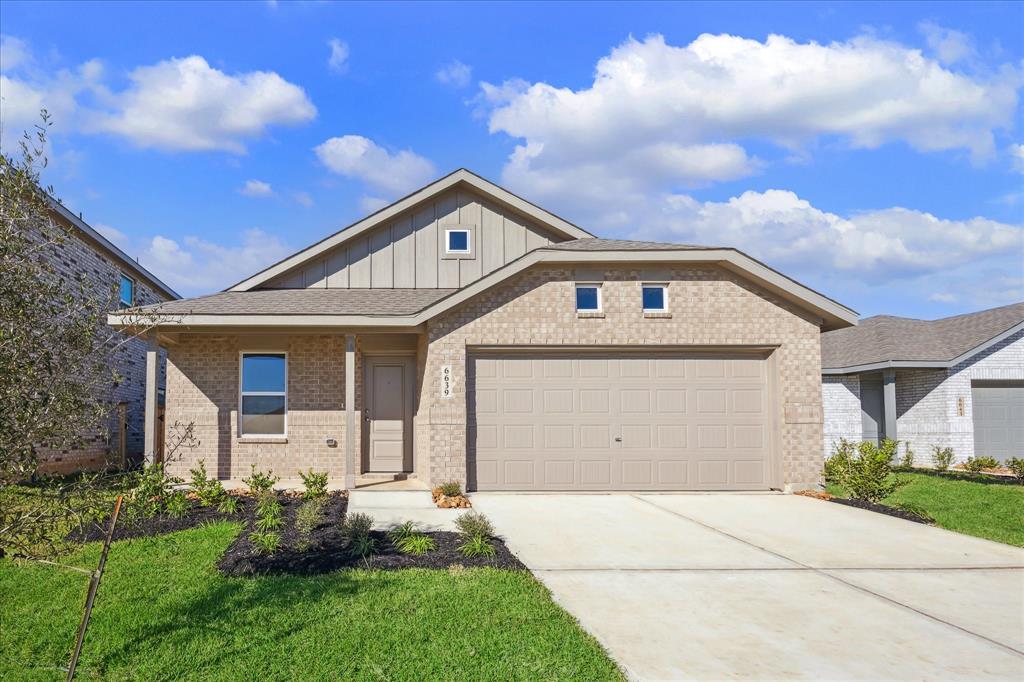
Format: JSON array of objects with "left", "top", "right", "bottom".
[{"left": 631, "top": 495, "right": 1024, "bottom": 658}]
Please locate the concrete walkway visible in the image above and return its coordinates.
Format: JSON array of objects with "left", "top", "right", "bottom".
[
  {"left": 471, "top": 493, "right": 1024, "bottom": 681},
  {"left": 347, "top": 490, "right": 467, "bottom": 531}
]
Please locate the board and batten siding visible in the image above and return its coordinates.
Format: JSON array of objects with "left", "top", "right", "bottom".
[{"left": 263, "top": 188, "right": 562, "bottom": 290}]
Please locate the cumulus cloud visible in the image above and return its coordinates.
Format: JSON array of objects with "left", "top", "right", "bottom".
[
  {"left": 94, "top": 223, "right": 129, "bottom": 248},
  {"left": 0, "top": 35, "right": 32, "bottom": 71},
  {"left": 919, "top": 21, "right": 975, "bottom": 65},
  {"left": 94, "top": 56, "right": 316, "bottom": 152},
  {"left": 481, "top": 33, "right": 1021, "bottom": 204},
  {"left": 239, "top": 179, "right": 274, "bottom": 197},
  {"left": 140, "top": 228, "right": 291, "bottom": 295},
  {"left": 327, "top": 38, "right": 349, "bottom": 74},
  {"left": 314, "top": 134, "right": 436, "bottom": 196},
  {"left": 436, "top": 60, "right": 472, "bottom": 88},
  {"left": 1010, "top": 143, "right": 1024, "bottom": 173}
]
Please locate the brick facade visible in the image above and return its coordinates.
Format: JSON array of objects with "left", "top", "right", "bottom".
[
  {"left": 36, "top": 215, "right": 172, "bottom": 474},
  {"left": 820, "top": 330, "right": 1024, "bottom": 465},
  {"left": 822, "top": 374, "right": 861, "bottom": 456}
]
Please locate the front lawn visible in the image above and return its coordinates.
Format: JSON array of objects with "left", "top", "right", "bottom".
[
  {"left": 827, "top": 471, "right": 1024, "bottom": 547},
  {"left": 1, "top": 522, "right": 621, "bottom": 681}
]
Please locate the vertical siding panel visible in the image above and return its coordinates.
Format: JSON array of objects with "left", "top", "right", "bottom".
[
  {"left": 414, "top": 203, "right": 437, "bottom": 287},
  {"left": 480, "top": 202, "right": 505, "bottom": 275},
  {"left": 504, "top": 213, "right": 527, "bottom": 261},
  {"left": 349, "top": 235, "right": 371, "bottom": 288},
  {"left": 525, "top": 221, "right": 549, "bottom": 251},
  {"left": 370, "top": 226, "right": 394, "bottom": 288},
  {"left": 326, "top": 248, "right": 349, "bottom": 289},
  {"left": 392, "top": 215, "right": 415, "bottom": 288},
  {"left": 436, "top": 191, "right": 460, "bottom": 288},
  {"left": 458, "top": 191, "right": 483, "bottom": 286},
  {"left": 303, "top": 259, "right": 326, "bottom": 288}
]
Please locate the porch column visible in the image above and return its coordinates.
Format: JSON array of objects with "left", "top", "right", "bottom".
[
  {"left": 143, "top": 333, "right": 159, "bottom": 465},
  {"left": 345, "top": 334, "right": 356, "bottom": 489},
  {"left": 882, "top": 368, "right": 897, "bottom": 441}
]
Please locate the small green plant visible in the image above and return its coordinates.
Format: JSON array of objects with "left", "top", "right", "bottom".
[
  {"left": 249, "top": 531, "right": 281, "bottom": 555},
  {"left": 130, "top": 463, "right": 183, "bottom": 518},
  {"left": 829, "top": 440, "right": 908, "bottom": 504},
  {"left": 388, "top": 521, "right": 436, "bottom": 555},
  {"left": 164, "top": 491, "right": 190, "bottom": 519},
  {"left": 454, "top": 511, "right": 494, "bottom": 539},
  {"left": 243, "top": 464, "right": 279, "bottom": 495},
  {"left": 350, "top": 534, "right": 377, "bottom": 559},
  {"left": 933, "top": 446, "right": 954, "bottom": 472},
  {"left": 824, "top": 439, "right": 855, "bottom": 482},
  {"left": 458, "top": 534, "right": 496, "bottom": 558},
  {"left": 254, "top": 490, "right": 283, "bottom": 531},
  {"left": 217, "top": 495, "right": 240, "bottom": 515},
  {"left": 295, "top": 498, "right": 326, "bottom": 538},
  {"left": 1006, "top": 457, "right": 1024, "bottom": 483},
  {"left": 342, "top": 512, "right": 376, "bottom": 559},
  {"left": 189, "top": 459, "right": 228, "bottom": 507},
  {"left": 962, "top": 455, "right": 999, "bottom": 473},
  {"left": 437, "top": 480, "right": 463, "bottom": 497},
  {"left": 387, "top": 520, "right": 418, "bottom": 544},
  {"left": 898, "top": 442, "right": 915, "bottom": 470},
  {"left": 298, "top": 469, "right": 329, "bottom": 499}
]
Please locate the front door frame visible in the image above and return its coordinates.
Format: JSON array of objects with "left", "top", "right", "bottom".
[{"left": 361, "top": 352, "right": 416, "bottom": 474}]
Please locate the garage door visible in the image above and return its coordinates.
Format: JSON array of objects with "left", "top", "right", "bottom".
[
  {"left": 972, "top": 381, "right": 1024, "bottom": 462},
  {"left": 468, "top": 351, "right": 776, "bottom": 491}
]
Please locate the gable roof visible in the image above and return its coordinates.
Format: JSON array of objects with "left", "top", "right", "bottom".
[
  {"left": 50, "top": 199, "right": 180, "bottom": 300},
  {"left": 228, "top": 168, "right": 595, "bottom": 292},
  {"left": 111, "top": 240, "right": 859, "bottom": 331},
  {"left": 821, "top": 302, "right": 1024, "bottom": 373}
]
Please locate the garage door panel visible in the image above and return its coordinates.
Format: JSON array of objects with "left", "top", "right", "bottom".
[
  {"left": 972, "top": 381, "right": 1024, "bottom": 462},
  {"left": 471, "top": 352, "right": 775, "bottom": 491}
]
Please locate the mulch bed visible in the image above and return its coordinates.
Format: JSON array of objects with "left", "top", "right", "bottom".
[
  {"left": 826, "top": 497, "right": 933, "bottom": 525},
  {"left": 217, "top": 492, "right": 524, "bottom": 577},
  {"left": 72, "top": 495, "right": 255, "bottom": 543}
]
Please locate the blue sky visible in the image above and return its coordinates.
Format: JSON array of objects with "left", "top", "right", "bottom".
[{"left": 1, "top": 0, "right": 1021, "bottom": 318}]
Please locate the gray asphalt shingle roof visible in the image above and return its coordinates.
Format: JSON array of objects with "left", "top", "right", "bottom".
[
  {"left": 128, "top": 288, "right": 457, "bottom": 316},
  {"left": 544, "top": 238, "right": 713, "bottom": 251},
  {"left": 821, "top": 302, "right": 1024, "bottom": 369}
]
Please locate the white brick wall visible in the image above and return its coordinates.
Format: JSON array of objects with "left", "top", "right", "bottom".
[{"left": 821, "top": 329, "right": 1024, "bottom": 465}]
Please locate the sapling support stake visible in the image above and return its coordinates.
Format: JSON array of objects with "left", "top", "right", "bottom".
[{"left": 66, "top": 494, "right": 122, "bottom": 682}]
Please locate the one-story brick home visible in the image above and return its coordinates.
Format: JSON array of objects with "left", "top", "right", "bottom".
[
  {"left": 111, "top": 169, "right": 856, "bottom": 492},
  {"left": 821, "top": 303, "right": 1024, "bottom": 464}
]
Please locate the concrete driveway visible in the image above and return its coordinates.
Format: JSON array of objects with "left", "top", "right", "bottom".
[{"left": 471, "top": 493, "right": 1024, "bottom": 681}]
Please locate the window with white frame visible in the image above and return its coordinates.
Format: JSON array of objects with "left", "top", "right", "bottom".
[
  {"left": 445, "top": 228, "right": 471, "bottom": 254},
  {"left": 575, "top": 283, "right": 601, "bottom": 312},
  {"left": 240, "top": 353, "right": 287, "bottom": 436},
  {"left": 641, "top": 284, "right": 668, "bottom": 312},
  {"left": 119, "top": 274, "right": 135, "bottom": 306}
]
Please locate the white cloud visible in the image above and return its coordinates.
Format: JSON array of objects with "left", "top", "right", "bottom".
[
  {"left": 919, "top": 21, "right": 975, "bottom": 65},
  {"left": 929, "top": 292, "right": 957, "bottom": 303},
  {"left": 328, "top": 38, "right": 349, "bottom": 74},
  {"left": 94, "top": 223, "right": 129, "bottom": 248},
  {"left": 0, "top": 59, "right": 102, "bottom": 138},
  {"left": 93, "top": 56, "right": 316, "bottom": 152},
  {"left": 481, "top": 33, "right": 1021, "bottom": 203},
  {"left": 292, "top": 191, "right": 314, "bottom": 207},
  {"left": 359, "top": 196, "right": 389, "bottom": 213},
  {"left": 0, "top": 35, "right": 32, "bottom": 72},
  {"left": 436, "top": 60, "right": 472, "bottom": 88},
  {"left": 140, "top": 228, "right": 291, "bottom": 295},
  {"left": 239, "top": 179, "right": 274, "bottom": 197},
  {"left": 314, "top": 134, "right": 436, "bottom": 196},
  {"left": 1010, "top": 143, "right": 1024, "bottom": 173}
]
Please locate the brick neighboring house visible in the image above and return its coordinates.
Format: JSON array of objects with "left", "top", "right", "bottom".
[
  {"left": 111, "top": 169, "right": 856, "bottom": 492},
  {"left": 35, "top": 200, "right": 179, "bottom": 474},
  {"left": 821, "top": 303, "right": 1024, "bottom": 464}
]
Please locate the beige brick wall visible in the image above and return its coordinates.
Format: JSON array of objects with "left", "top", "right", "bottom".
[
  {"left": 416, "top": 265, "right": 825, "bottom": 488},
  {"left": 36, "top": 215, "right": 171, "bottom": 475},
  {"left": 164, "top": 334, "right": 350, "bottom": 480}
]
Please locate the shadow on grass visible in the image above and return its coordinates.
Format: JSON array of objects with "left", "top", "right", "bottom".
[{"left": 899, "top": 468, "right": 1022, "bottom": 486}]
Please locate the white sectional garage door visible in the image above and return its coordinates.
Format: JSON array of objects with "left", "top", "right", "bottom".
[
  {"left": 468, "top": 351, "right": 776, "bottom": 491},
  {"left": 972, "top": 381, "right": 1024, "bottom": 462}
]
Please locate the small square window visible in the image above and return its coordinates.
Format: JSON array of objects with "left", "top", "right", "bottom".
[
  {"left": 642, "top": 285, "right": 667, "bottom": 312},
  {"left": 446, "top": 229, "right": 470, "bottom": 253},
  {"left": 575, "top": 284, "right": 601, "bottom": 311},
  {"left": 119, "top": 274, "right": 135, "bottom": 306}
]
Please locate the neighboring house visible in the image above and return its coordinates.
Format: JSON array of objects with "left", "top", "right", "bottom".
[
  {"left": 111, "top": 169, "right": 856, "bottom": 492},
  {"left": 36, "top": 200, "right": 179, "bottom": 474},
  {"left": 821, "top": 303, "right": 1024, "bottom": 464}
]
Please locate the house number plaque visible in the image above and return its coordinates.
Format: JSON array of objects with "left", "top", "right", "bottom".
[{"left": 440, "top": 364, "right": 453, "bottom": 398}]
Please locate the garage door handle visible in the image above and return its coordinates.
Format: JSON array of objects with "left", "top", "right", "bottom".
[{"left": 614, "top": 436, "right": 622, "bottom": 442}]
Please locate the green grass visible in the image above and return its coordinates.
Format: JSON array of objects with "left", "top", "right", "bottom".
[
  {"left": 1, "top": 523, "right": 621, "bottom": 681},
  {"left": 827, "top": 471, "right": 1024, "bottom": 547}
]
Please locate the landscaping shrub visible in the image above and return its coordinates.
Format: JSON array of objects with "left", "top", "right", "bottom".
[
  {"left": 459, "top": 534, "right": 497, "bottom": 558},
  {"left": 217, "top": 495, "right": 239, "bottom": 515},
  {"left": 829, "top": 440, "right": 907, "bottom": 504},
  {"left": 899, "top": 443, "right": 915, "bottom": 470},
  {"left": 249, "top": 530, "right": 281, "bottom": 555},
  {"left": 243, "top": 465, "right": 279, "bottom": 495},
  {"left": 342, "top": 512, "right": 376, "bottom": 558},
  {"left": 933, "top": 446, "right": 954, "bottom": 472},
  {"left": 164, "top": 491, "right": 190, "bottom": 519},
  {"left": 127, "top": 463, "right": 183, "bottom": 519},
  {"left": 254, "top": 490, "right": 284, "bottom": 532},
  {"left": 877, "top": 438, "right": 900, "bottom": 464},
  {"left": 388, "top": 521, "right": 437, "bottom": 555},
  {"left": 824, "top": 439, "right": 855, "bottom": 482},
  {"left": 437, "top": 480, "right": 463, "bottom": 497},
  {"left": 962, "top": 455, "right": 999, "bottom": 473},
  {"left": 189, "top": 459, "right": 228, "bottom": 507},
  {"left": 294, "top": 498, "right": 327, "bottom": 550},
  {"left": 299, "top": 469, "right": 329, "bottom": 499},
  {"left": 1006, "top": 457, "right": 1024, "bottom": 483},
  {"left": 455, "top": 511, "right": 496, "bottom": 558}
]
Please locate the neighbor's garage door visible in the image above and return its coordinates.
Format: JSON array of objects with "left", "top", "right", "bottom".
[
  {"left": 972, "top": 381, "right": 1024, "bottom": 462},
  {"left": 468, "top": 351, "right": 776, "bottom": 491}
]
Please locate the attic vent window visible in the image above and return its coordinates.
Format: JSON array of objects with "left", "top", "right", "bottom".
[{"left": 446, "top": 229, "right": 471, "bottom": 254}]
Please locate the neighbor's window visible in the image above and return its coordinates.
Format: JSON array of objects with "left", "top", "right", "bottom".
[
  {"left": 446, "top": 229, "right": 471, "bottom": 254},
  {"left": 575, "top": 284, "right": 601, "bottom": 312},
  {"left": 642, "top": 284, "right": 667, "bottom": 312},
  {"left": 119, "top": 274, "right": 135, "bottom": 306},
  {"left": 240, "top": 353, "right": 287, "bottom": 436}
]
